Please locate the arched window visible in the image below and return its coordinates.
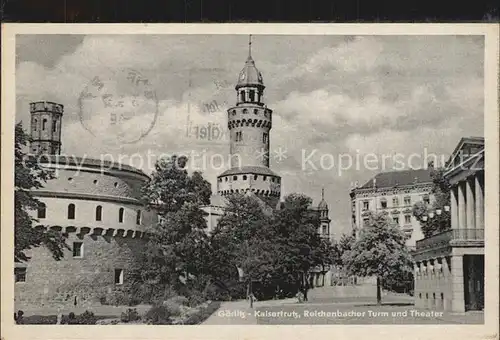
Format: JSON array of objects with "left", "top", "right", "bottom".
[
  {"left": 42, "top": 119, "right": 47, "bottom": 130},
  {"left": 249, "top": 90, "right": 255, "bottom": 102},
  {"left": 243, "top": 175, "right": 247, "bottom": 180},
  {"left": 95, "top": 205, "right": 102, "bottom": 221},
  {"left": 68, "top": 204, "right": 75, "bottom": 220},
  {"left": 118, "top": 208, "right": 124, "bottom": 223},
  {"left": 37, "top": 203, "right": 46, "bottom": 219},
  {"left": 136, "top": 210, "right": 142, "bottom": 225},
  {"left": 52, "top": 120, "right": 57, "bottom": 132},
  {"left": 33, "top": 119, "right": 38, "bottom": 131},
  {"left": 240, "top": 91, "right": 245, "bottom": 102}
]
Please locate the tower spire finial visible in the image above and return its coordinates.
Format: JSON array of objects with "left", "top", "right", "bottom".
[
  {"left": 248, "top": 34, "right": 252, "bottom": 59},
  {"left": 322, "top": 188, "right": 324, "bottom": 200}
]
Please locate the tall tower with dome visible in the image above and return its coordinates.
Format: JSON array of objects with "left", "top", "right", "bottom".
[{"left": 215, "top": 36, "right": 281, "bottom": 208}]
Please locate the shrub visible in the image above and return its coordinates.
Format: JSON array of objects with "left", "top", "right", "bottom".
[
  {"left": 120, "top": 308, "right": 140, "bottom": 323},
  {"left": 162, "top": 299, "right": 182, "bottom": 316},
  {"left": 66, "top": 310, "right": 97, "bottom": 325},
  {"left": 144, "top": 305, "right": 172, "bottom": 325},
  {"left": 186, "top": 291, "right": 205, "bottom": 307},
  {"left": 169, "top": 295, "right": 189, "bottom": 306},
  {"left": 21, "top": 315, "right": 57, "bottom": 325}
]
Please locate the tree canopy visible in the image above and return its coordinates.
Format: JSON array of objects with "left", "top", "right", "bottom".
[
  {"left": 342, "top": 211, "right": 413, "bottom": 304},
  {"left": 14, "top": 122, "right": 67, "bottom": 262},
  {"left": 412, "top": 167, "right": 451, "bottom": 237}
]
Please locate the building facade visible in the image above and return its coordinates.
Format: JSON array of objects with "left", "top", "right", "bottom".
[
  {"left": 413, "top": 137, "right": 484, "bottom": 313},
  {"left": 349, "top": 168, "right": 434, "bottom": 249},
  {"left": 15, "top": 101, "right": 156, "bottom": 309}
]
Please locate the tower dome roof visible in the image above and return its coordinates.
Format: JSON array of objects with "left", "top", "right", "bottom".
[
  {"left": 236, "top": 56, "right": 264, "bottom": 88},
  {"left": 236, "top": 35, "right": 264, "bottom": 89}
]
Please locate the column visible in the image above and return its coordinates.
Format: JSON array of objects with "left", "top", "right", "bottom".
[
  {"left": 466, "top": 177, "right": 475, "bottom": 229},
  {"left": 441, "top": 256, "right": 450, "bottom": 311},
  {"left": 457, "top": 181, "right": 466, "bottom": 229},
  {"left": 451, "top": 255, "right": 466, "bottom": 313},
  {"left": 451, "top": 186, "right": 458, "bottom": 229},
  {"left": 414, "top": 263, "right": 421, "bottom": 308},
  {"left": 475, "top": 175, "right": 484, "bottom": 229}
]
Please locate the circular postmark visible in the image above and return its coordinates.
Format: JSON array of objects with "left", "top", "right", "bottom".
[{"left": 78, "top": 68, "right": 159, "bottom": 144}]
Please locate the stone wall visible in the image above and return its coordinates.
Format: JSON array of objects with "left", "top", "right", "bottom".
[{"left": 15, "top": 231, "right": 146, "bottom": 309}]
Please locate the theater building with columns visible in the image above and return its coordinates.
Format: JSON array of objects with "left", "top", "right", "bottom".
[
  {"left": 15, "top": 101, "right": 157, "bottom": 309},
  {"left": 413, "top": 137, "right": 484, "bottom": 313}
]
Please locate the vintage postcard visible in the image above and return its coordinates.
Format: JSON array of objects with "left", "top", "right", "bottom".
[{"left": 1, "top": 24, "right": 499, "bottom": 340}]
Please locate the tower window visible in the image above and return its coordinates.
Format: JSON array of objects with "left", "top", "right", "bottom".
[
  {"left": 68, "top": 204, "right": 76, "bottom": 220},
  {"left": 52, "top": 120, "right": 57, "bottom": 132},
  {"left": 42, "top": 119, "right": 47, "bottom": 130},
  {"left": 136, "top": 210, "right": 142, "bottom": 225},
  {"left": 15, "top": 268, "right": 26, "bottom": 283},
  {"left": 240, "top": 91, "right": 245, "bottom": 102},
  {"left": 37, "top": 203, "right": 46, "bottom": 219},
  {"left": 119, "top": 208, "right": 124, "bottom": 223},
  {"left": 72, "top": 242, "right": 83, "bottom": 258},
  {"left": 322, "top": 225, "right": 327, "bottom": 235},
  {"left": 363, "top": 201, "right": 369, "bottom": 210},
  {"left": 263, "top": 133, "right": 268, "bottom": 144},
  {"left": 33, "top": 119, "right": 37, "bottom": 131},
  {"left": 263, "top": 176, "right": 267, "bottom": 181},
  {"left": 95, "top": 205, "right": 102, "bottom": 221},
  {"left": 254, "top": 175, "right": 258, "bottom": 180},
  {"left": 233, "top": 176, "right": 237, "bottom": 180},
  {"left": 243, "top": 175, "right": 247, "bottom": 180},
  {"left": 405, "top": 215, "right": 412, "bottom": 224},
  {"left": 235, "top": 131, "right": 243, "bottom": 142},
  {"left": 225, "top": 177, "right": 228, "bottom": 182},
  {"left": 249, "top": 90, "right": 255, "bottom": 102},
  {"left": 114, "top": 269, "right": 124, "bottom": 285}
]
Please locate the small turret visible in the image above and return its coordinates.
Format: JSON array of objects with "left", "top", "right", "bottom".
[{"left": 29, "top": 101, "right": 63, "bottom": 155}]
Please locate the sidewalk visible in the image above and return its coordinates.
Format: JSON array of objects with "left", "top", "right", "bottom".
[{"left": 202, "top": 297, "right": 297, "bottom": 325}]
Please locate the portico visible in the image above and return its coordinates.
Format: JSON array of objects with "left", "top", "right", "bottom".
[{"left": 413, "top": 137, "right": 484, "bottom": 313}]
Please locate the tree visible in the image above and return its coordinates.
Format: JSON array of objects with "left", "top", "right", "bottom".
[
  {"left": 14, "top": 122, "right": 67, "bottom": 262},
  {"left": 342, "top": 212, "right": 413, "bottom": 305},
  {"left": 210, "top": 193, "right": 278, "bottom": 303},
  {"left": 412, "top": 167, "right": 451, "bottom": 238},
  {"left": 137, "top": 155, "right": 212, "bottom": 301},
  {"left": 271, "top": 193, "right": 324, "bottom": 297}
]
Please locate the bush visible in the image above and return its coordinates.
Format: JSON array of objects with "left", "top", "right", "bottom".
[
  {"left": 21, "top": 315, "right": 57, "bottom": 325},
  {"left": 65, "top": 310, "right": 98, "bottom": 325},
  {"left": 120, "top": 308, "right": 140, "bottom": 323},
  {"left": 163, "top": 299, "right": 182, "bottom": 316},
  {"left": 144, "top": 305, "right": 172, "bottom": 325}
]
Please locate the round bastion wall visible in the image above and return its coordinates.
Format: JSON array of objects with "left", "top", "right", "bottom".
[{"left": 14, "top": 156, "right": 158, "bottom": 309}]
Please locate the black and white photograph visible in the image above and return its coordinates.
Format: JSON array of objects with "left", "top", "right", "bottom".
[{"left": 1, "top": 24, "right": 498, "bottom": 339}]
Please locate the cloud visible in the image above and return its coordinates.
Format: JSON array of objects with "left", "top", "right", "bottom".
[{"left": 15, "top": 34, "right": 484, "bottom": 239}]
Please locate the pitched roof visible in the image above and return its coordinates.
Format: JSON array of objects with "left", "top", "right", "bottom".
[{"left": 359, "top": 168, "right": 433, "bottom": 189}]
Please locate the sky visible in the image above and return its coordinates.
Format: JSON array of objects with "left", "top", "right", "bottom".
[{"left": 15, "top": 34, "right": 484, "bottom": 237}]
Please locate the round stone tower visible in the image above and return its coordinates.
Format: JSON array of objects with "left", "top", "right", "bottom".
[
  {"left": 216, "top": 36, "right": 281, "bottom": 207},
  {"left": 29, "top": 101, "right": 64, "bottom": 155}
]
